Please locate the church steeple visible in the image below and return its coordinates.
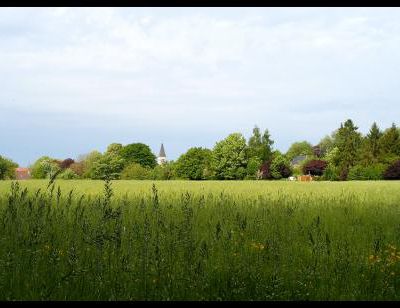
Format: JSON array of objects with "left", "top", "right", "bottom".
[
  {"left": 157, "top": 143, "right": 167, "bottom": 165},
  {"left": 159, "top": 143, "right": 166, "bottom": 158}
]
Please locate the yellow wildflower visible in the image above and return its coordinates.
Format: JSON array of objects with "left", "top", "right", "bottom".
[{"left": 368, "top": 254, "right": 381, "bottom": 264}]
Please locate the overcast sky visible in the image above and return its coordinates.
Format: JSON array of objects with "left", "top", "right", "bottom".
[{"left": 1, "top": 7, "right": 400, "bottom": 166}]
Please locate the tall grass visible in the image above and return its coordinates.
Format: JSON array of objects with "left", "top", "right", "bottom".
[{"left": 0, "top": 180, "right": 400, "bottom": 300}]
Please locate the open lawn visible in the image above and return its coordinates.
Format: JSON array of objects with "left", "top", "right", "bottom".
[{"left": 1, "top": 180, "right": 400, "bottom": 300}]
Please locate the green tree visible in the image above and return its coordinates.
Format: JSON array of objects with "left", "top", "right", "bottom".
[
  {"left": 91, "top": 153, "right": 125, "bottom": 180},
  {"left": 318, "top": 131, "right": 337, "bottom": 157},
  {"left": 106, "top": 143, "right": 123, "bottom": 155},
  {"left": 248, "top": 126, "right": 262, "bottom": 158},
  {"left": 30, "top": 156, "right": 60, "bottom": 179},
  {"left": 360, "top": 122, "right": 383, "bottom": 163},
  {"left": 246, "top": 156, "right": 262, "bottom": 179},
  {"left": 379, "top": 123, "right": 400, "bottom": 158},
  {"left": 270, "top": 151, "right": 292, "bottom": 179},
  {"left": 0, "top": 156, "right": 18, "bottom": 180},
  {"left": 261, "top": 129, "right": 274, "bottom": 162},
  {"left": 247, "top": 126, "right": 274, "bottom": 164},
  {"left": 119, "top": 143, "right": 157, "bottom": 169},
  {"left": 285, "top": 141, "right": 314, "bottom": 161},
  {"left": 175, "top": 147, "right": 212, "bottom": 180},
  {"left": 335, "top": 119, "right": 362, "bottom": 175},
  {"left": 212, "top": 133, "right": 248, "bottom": 180}
]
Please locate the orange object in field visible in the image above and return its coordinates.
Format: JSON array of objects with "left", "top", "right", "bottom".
[{"left": 298, "top": 175, "right": 313, "bottom": 182}]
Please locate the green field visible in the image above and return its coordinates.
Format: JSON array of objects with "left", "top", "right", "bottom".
[{"left": 1, "top": 180, "right": 400, "bottom": 300}]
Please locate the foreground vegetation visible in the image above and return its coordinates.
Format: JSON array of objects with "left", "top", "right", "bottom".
[{"left": 1, "top": 180, "right": 400, "bottom": 300}]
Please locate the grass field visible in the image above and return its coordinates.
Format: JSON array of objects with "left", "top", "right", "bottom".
[{"left": 1, "top": 179, "right": 400, "bottom": 300}]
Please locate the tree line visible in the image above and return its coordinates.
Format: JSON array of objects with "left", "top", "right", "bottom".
[{"left": 1, "top": 119, "right": 400, "bottom": 181}]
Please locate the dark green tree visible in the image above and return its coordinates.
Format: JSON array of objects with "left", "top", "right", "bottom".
[
  {"left": 379, "top": 123, "right": 400, "bottom": 158},
  {"left": 361, "top": 122, "right": 383, "bottom": 163},
  {"left": 119, "top": 143, "right": 157, "bottom": 169},
  {"left": 334, "top": 119, "right": 362, "bottom": 177},
  {"left": 261, "top": 129, "right": 274, "bottom": 162}
]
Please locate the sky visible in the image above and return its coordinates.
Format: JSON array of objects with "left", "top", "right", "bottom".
[{"left": 1, "top": 7, "right": 400, "bottom": 167}]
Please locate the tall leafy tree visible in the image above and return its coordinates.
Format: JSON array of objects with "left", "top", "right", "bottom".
[
  {"left": 285, "top": 141, "right": 314, "bottom": 161},
  {"left": 175, "top": 147, "right": 212, "bottom": 180},
  {"left": 119, "top": 143, "right": 157, "bottom": 169},
  {"left": 91, "top": 152, "right": 125, "bottom": 180},
  {"left": 212, "top": 133, "right": 248, "bottom": 180}
]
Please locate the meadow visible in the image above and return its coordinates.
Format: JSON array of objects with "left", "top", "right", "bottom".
[{"left": 1, "top": 179, "right": 400, "bottom": 300}]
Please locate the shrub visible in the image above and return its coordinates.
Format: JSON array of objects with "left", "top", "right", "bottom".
[
  {"left": 150, "top": 163, "right": 176, "bottom": 180},
  {"left": 58, "top": 168, "right": 79, "bottom": 180},
  {"left": 383, "top": 160, "right": 400, "bottom": 180},
  {"left": 348, "top": 163, "right": 386, "bottom": 180},
  {"left": 303, "top": 160, "right": 328, "bottom": 176},
  {"left": 121, "top": 163, "right": 151, "bottom": 180},
  {"left": 322, "top": 164, "right": 340, "bottom": 181},
  {"left": 69, "top": 162, "right": 84, "bottom": 176}
]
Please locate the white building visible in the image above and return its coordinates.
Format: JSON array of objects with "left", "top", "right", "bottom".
[{"left": 157, "top": 143, "right": 167, "bottom": 165}]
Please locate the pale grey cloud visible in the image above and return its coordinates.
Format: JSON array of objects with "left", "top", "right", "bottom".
[{"left": 0, "top": 7, "right": 400, "bottom": 166}]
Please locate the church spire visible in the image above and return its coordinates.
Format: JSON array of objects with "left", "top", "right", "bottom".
[
  {"left": 159, "top": 143, "right": 166, "bottom": 158},
  {"left": 157, "top": 143, "right": 167, "bottom": 165}
]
